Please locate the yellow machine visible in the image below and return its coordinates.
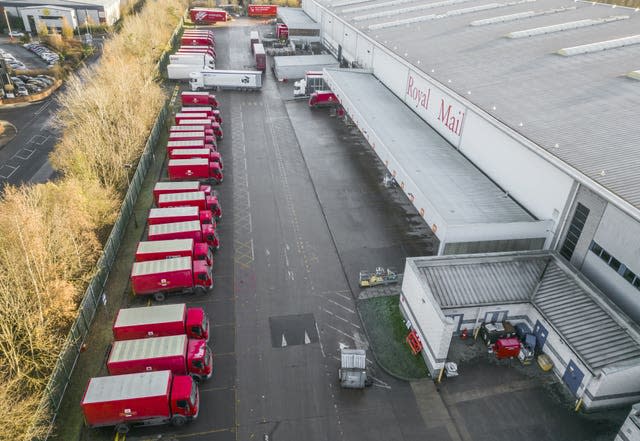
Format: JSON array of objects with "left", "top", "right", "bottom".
[{"left": 359, "top": 267, "right": 398, "bottom": 288}]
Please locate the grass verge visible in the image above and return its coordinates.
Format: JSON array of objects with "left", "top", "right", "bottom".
[{"left": 358, "top": 295, "right": 428, "bottom": 379}]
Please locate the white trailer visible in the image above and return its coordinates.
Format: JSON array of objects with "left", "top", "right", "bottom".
[
  {"left": 273, "top": 55, "right": 338, "bottom": 81},
  {"left": 190, "top": 70, "right": 262, "bottom": 91},
  {"left": 168, "top": 64, "right": 215, "bottom": 81},
  {"left": 170, "top": 53, "right": 215, "bottom": 69}
]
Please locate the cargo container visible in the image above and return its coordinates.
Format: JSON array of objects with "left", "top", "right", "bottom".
[
  {"left": 168, "top": 64, "right": 215, "bottom": 81},
  {"left": 153, "top": 181, "right": 213, "bottom": 204},
  {"left": 189, "top": 8, "right": 228, "bottom": 24},
  {"left": 113, "top": 303, "right": 209, "bottom": 341},
  {"left": 81, "top": 371, "right": 198, "bottom": 434},
  {"left": 169, "top": 53, "right": 215, "bottom": 69},
  {"left": 170, "top": 148, "right": 223, "bottom": 170},
  {"left": 250, "top": 31, "right": 260, "bottom": 51},
  {"left": 179, "top": 46, "right": 216, "bottom": 59},
  {"left": 107, "top": 335, "right": 213, "bottom": 382},
  {"left": 254, "top": 43, "right": 266, "bottom": 71},
  {"left": 181, "top": 91, "right": 219, "bottom": 107},
  {"left": 177, "top": 118, "right": 223, "bottom": 139},
  {"left": 309, "top": 91, "right": 338, "bottom": 107},
  {"left": 135, "top": 239, "right": 213, "bottom": 266},
  {"left": 156, "top": 191, "right": 220, "bottom": 218},
  {"left": 131, "top": 256, "right": 213, "bottom": 300},
  {"left": 170, "top": 124, "right": 215, "bottom": 137},
  {"left": 248, "top": 4, "right": 277, "bottom": 17},
  {"left": 190, "top": 70, "right": 263, "bottom": 91},
  {"left": 147, "top": 220, "right": 219, "bottom": 250},
  {"left": 168, "top": 131, "right": 217, "bottom": 147},
  {"left": 148, "top": 206, "right": 214, "bottom": 226},
  {"left": 180, "top": 106, "right": 223, "bottom": 123}
]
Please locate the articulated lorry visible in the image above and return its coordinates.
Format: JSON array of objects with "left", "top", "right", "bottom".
[
  {"left": 131, "top": 256, "right": 213, "bottom": 300},
  {"left": 148, "top": 220, "right": 219, "bottom": 250},
  {"left": 190, "top": 70, "right": 262, "bottom": 91},
  {"left": 113, "top": 303, "right": 210, "bottom": 341},
  {"left": 107, "top": 334, "right": 213, "bottom": 382},
  {"left": 81, "top": 370, "right": 199, "bottom": 434},
  {"left": 136, "top": 239, "right": 213, "bottom": 265}
]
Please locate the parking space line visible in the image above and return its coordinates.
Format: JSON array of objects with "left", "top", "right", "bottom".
[
  {"left": 325, "top": 323, "right": 358, "bottom": 341},
  {"left": 28, "top": 134, "right": 46, "bottom": 144},
  {"left": 199, "top": 385, "right": 236, "bottom": 393},
  {"left": 14, "top": 148, "right": 35, "bottom": 160},
  {"left": 327, "top": 299, "right": 355, "bottom": 314},
  {"left": 173, "top": 428, "right": 234, "bottom": 439},
  {"left": 322, "top": 308, "right": 361, "bottom": 328},
  {"left": 0, "top": 164, "right": 18, "bottom": 179}
]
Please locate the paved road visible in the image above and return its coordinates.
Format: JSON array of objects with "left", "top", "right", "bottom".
[{"left": 0, "top": 39, "right": 103, "bottom": 189}]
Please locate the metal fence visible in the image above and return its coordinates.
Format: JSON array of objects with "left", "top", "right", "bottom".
[{"left": 157, "top": 16, "right": 185, "bottom": 75}]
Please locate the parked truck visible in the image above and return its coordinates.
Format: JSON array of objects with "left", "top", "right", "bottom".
[
  {"left": 180, "top": 106, "right": 223, "bottom": 123},
  {"left": 170, "top": 124, "right": 215, "bottom": 137},
  {"left": 183, "top": 30, "right": 216, "bottom": 42},
  {"left": 147, "top": 220, "right": 219, "bottom": 250},
  {"left": 148, "top": 206, "right": 214, "bottom": 226},
  {"left": 168, "top": 138, "right": 217, "bottom": 154},
  {"left": 181, "top": 91, "right": 219, "bottom": 107},
  {"left": 153, "top": 181, "right": 213, "bottom": 204},
  {"left": 248, "top": 4, "right": 277, "bottom": 17},
  {"left": 168, "top": 64, "right": 214, "bottom": 81},
  {"left": 309, "top": 91, "right": 338, "bottom": 107},
  {"left": 168, "top": 131, "right": 217, "bottom": 146},
  {"left": 113, "top": 303, "right": 210, "bottom": 341},
  {"left": 170, "top": 148, "right": 224, "bottom": 170},
  {"left": 107, "top": 334, "right": 213, "bottom": 382},
  {"left": 179, "top": 46, "right": 216, "bottom": 59},
  {"left": 131, "top": 256, "right": 213, "bottom": 300},
  {"left": 169, "top": 53, "right": 215, "bottom": 69},
  {"left": 190, "top": 70, "right": 263, "bottom": 91},
  {"left": 276, "top": 23, "right": 289, "bottom": 39},
  {"left": 177, "top": 118, "right": 223, "bottom": 139},
  {"left": 168, "top": 158, "right": 224, "bottom": 184},
  {"left": 81, "top": 370, "right": 199, "bottom": 434},
  {"left": 181, "top": 35, "right": 215, "bottom": 47},
  {"left": 254, "top": 43, "right": 266, "bottom": 71},
  {"left": 189, "top": 8, "right": 227, "bottom": 24},
  {"left": 135, "top": 239, "right": 212, "bottom": 265}
]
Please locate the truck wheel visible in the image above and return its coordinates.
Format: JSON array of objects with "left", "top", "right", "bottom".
[
  {"left": 153, "top": 292, "right": 166, "bottom": 302},
  {"left": 171, "top": 415, "right": 187, "bottom": 427},
  {"left": 195, "top": 286, "right": 205, "bottom": 296},
  {"left": 115, "top": 423, "right": 130, "bottom": 434},
  {"left": 191, "top": 374, "right": 202, "bottom": 383}
]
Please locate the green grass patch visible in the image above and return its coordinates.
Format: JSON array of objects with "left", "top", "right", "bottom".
[{"left": 358, "top": 295, "right": 429, "bottom": 379}]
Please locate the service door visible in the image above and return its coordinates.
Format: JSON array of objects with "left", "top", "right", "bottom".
[
  {"left": 533, "top": 320, "right": 548, "bottom": 352},
  {"left": 562, "top": 360, "right": 584, "bottom": 395}
]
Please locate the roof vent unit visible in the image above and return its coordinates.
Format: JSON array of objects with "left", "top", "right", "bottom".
[
  {"left": 628, "top": 70, "right": 640, "bottom": 80},
  {"left": 558, "top": 34, "right": 640, "bottom": 56},
  {"left": 470, "top": 6, "right": 575, "bottom": 26},
  {"left": 331, "top": 0, "right": 372, "bottom": 8},
  {"left": 353, "top": 0, "right": 473, "bottom": 21},
  {"left": 507, "top": 16, "right": 629, "bottom": 38},
  {"left": 342, "top": 0, "right": 423, "bottom": 14}
]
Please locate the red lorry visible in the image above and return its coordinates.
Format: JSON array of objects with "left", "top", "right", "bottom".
[
  {"left": 136, "top": 239, "right": 212, "bottom": 265},
  {"left": 309, "top": 91, "right": 338, "bottom": 107},
  {"left": 81, "top": 370, "right": 199, "bottom": 434},
  {"left": 131, "top": 256, "right": 213, "bottom": 300},
  {"left": 169, "top": 131, "right": 217, "bottom": 147},
  {"left": 254, "top": 43, "right": 266, "bottom": 71},
  {"left": 168, "top": 158, "right": 224, "bottom": 184},
  {"left": 170, "top": 124, "right": 215, "bottom": 137},
  {"left": 183, "top": 30, "right": 216, "bottom": 41},
  {"left": 181, "top": 91, "right": 219, "bottom": 107},
  {"left": 178, "top": 46, "right": 216, "bottom": 59},
  {"left": 148, "top": 206, "right": 214, "bottom": 226},
  {"left": 170, "top": 148, "right": 224, "bottom": 170},
  {"left": 113, "top": 303, "right": 209, "bottom": 341},
  {"left": 153, "top": 181, "right": 213, "bottom": 204},
  {"left": 248, "top": 4, "right": 277, "bottom": 17},
  {"left": 177, "top": 118, "right": 223, "bottom": 139},
  {"left": 189, "top": 8, "right": 227, "bottom": 24},
  {"left": 180, "top": 106, "right": 223, "bottom": 123},
  {"left": 148, "top": 220, "right": 219, "bottom": 250},
  {"left": 156, "top": 190, "right": 221, "bottom": 219},
  {"left": 181, "top": 34, "right": 215, "bottom": 47},
  {"left": 168, "top": 138, "right": 218, "bottom": 155},
  {"left": 276, "top": 23, "right": 289, "bottom": 39},
  {"left": 107, "top": 334, "right": 213, "bottom": 382}
]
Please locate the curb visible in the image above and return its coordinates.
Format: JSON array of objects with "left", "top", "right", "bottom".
[
  {"left": 0, "top": 120, "right": 18, "bottom": 150},
  {"left": 355, "top": 297, "right": 430, "bottom": 383}
]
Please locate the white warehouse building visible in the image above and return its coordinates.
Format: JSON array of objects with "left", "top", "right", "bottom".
[
  {"left": 1, "top": 0, "right": 121, "bottom": 28},
  {"left": 298, "top": 0, "right": 640, "bottom": 326}
]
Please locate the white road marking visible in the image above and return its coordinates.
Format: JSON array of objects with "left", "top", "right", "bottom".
[
  {"left": 287, "top": 270, "right": 295, "bottom": 281},
  {"left": 322, "top": 308, "right": 361, "bottom": 329},
  {"left": 315, "top": 321, "right": 326, "bottom": 357},
  {"left": 325, "top": 324, "right": 360, "bottom": 342},
  {"left": 0, "top": 164, "right": 18, "bottom": 179},
  {"left": 327, "top": 299, "right": 355, "bottom": 314}
]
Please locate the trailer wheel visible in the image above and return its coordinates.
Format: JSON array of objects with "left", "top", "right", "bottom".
[
  {"left": 153, "top": 292, "right": 166, "bottom": 302},
  {"left": 171, "top": 415, "right": 187, "bottom": 427},
  {"left": 115, "top": 423, "right": 130, "bottom": 434}
]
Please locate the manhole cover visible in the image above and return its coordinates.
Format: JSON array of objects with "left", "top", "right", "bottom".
[{"left": 269, "top": 313, "right": 319, "bottom": 348}]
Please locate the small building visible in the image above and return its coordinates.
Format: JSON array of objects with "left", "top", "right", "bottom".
[
  {"left": 1, "top": 0, "right": 121, "bottom": 29},
  {"left": 400, "top": 251, "right": 640, "bottom": 410},
  {"left": 19, "top": 5, "right": 78, "bottom": 33}
]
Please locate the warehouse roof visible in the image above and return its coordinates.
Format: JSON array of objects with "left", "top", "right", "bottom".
[
  {"left": 324, "top": 68, "right": 536, "bottom": 225},
  {"left": 317, "top": 0, "right": 640, "bottom": 210},
  {"left": 409, "top": 251, "right": 640, "bottom": 371},
  {"left": 278, "top": 6, "right": 321, "bottom": 29}
]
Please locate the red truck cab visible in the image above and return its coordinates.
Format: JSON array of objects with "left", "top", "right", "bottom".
[
  {"left": 168, "top": 158, "right": 223, "bottom": 185},
  {"left": 113, "top": 303, "right": 210, "bottom": 341},
  {"left": 309, "top": 91, "right": 338, "bottom": 107}
]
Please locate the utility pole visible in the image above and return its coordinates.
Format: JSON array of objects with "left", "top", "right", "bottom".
[{"left": 3, "top": 8, "right": 13, "bottom": 41}]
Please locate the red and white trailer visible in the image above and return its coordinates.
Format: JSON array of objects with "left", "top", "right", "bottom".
[
  {"left": 156, "top": 190, "right": 221, "bottom": 218},
  {"left": 135, "top": 239, "right": 212, "bottom": 266},
  {"left": 181, "top": 91, "right": 219, "bottom": 107},
  {"left": 170, "top": 124, "right": 215, "bottom": 137},
  {"left": 167, "top": 139, "right": 217, "bottom": 154},
  {"left": 130, "top": 256, "right": 214, "bottom": 300},
  {"left": 189, "top": 8, "right": 228, "bottom": 24},
  {"left": 113, "top": 303, "right": 210, "bottom": 341},
  {"left": 153, "top": 181, "right": 213, "bottom": 204},
  {"left": 180, "top": 106, "right": 222, "bottom": 123},
  {"left": 81, "top": 370, "right": 199, "bottom": 434},
  {"left": 248, "top": 4, "right": 277, "bottom": 17},
  {"left": 177, "top": 118, "right": 223, "bottom": 139},
  {"left": 254, "top": 43, "right": 266, "bottom": 71},
  {"left": 168, "top": 131, "right": 217, "bottom": 147}
]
